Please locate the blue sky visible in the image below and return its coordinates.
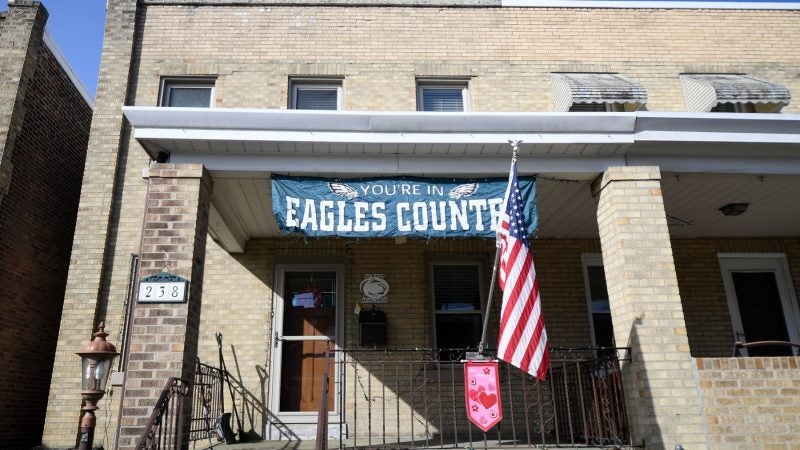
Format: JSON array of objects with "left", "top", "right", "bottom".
[
  {"left": 1, "top": 0, "right": 106, "bottom": 97},
  {"left": 1, "top": 0, "right": 798, "bottom": 100}
]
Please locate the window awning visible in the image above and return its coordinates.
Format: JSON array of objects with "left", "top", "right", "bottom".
[
  {"left": 680, "top": 74, "right": 791, "bottom": 113},
  {"left": 551, "top": 73, "right": 648, "bottom": 112}
]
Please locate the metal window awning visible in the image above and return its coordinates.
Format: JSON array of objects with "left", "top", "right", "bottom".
[
  {"left": 551, "top": 73, "right": 648, "bottom": 112},
  {"left": 680, "top": 74, "right": 792, "bottom": 113}
]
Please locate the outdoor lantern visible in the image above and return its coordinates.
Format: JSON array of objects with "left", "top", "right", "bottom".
[{"left": 76, "top": 322, "right": 119, "bottom": 450}]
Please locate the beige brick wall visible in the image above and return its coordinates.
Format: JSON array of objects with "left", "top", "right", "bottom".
[
  {"left": 128, "top": 5, "right": 800, "bottom": 113},
  {"left": 45, "top": 2, "right": 800, "bottom": 447},
  {"left": 195, "top": 236, "right": 601, "bottom": 437},
  {"left": 695, "top": 356, "right": 800, "bottom": 450}
]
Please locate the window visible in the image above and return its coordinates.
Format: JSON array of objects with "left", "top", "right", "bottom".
[
  {"left": 431, "top": 261, "right": 483, "bottom": 350},
  {"left": 417, "top": 81, "right": 469, "bottom": 112},
  {"left": 159, "top": 78, "right": 215, "bottom": 107},
  {"left": 290, "top": 79, "right": 342, "bottom": 110},
  {"left": 710, "top": 102, "right": 757, "bottom": 113},
  {"left": 568, "top": 102, "right": 626, "bottom": 112},
  {"left": 582, "top": 255, "right": 615, "bottom": 353}
]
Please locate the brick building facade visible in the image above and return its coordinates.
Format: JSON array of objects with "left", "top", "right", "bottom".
[
  {"left": 0, "top": 1, "right": 93, "bottom": 449},
  {"left": 42, "top": 1, "right": 800, "bottom": 449}
]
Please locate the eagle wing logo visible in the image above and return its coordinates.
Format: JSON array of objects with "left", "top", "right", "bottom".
[
  {"left": 448, "top": 183, "right": 479, "bottom": 199},
  {"left": 328, "top": 182, "right": 359, "bottom": 199}
]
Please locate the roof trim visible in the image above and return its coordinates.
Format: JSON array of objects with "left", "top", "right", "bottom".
[
  {"left": 503, "top": 0, "right": 800, "bottom": 10},
  {"left": 122, "top": 107, "right": 800, "bottom": 159},
  {"left": 43, "top": 30, "right": 95, "bottom": 109}
]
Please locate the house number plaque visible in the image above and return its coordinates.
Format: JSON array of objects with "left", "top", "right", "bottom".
[{"left": 137, "top": 272, "right": 189, "bottom": 303}]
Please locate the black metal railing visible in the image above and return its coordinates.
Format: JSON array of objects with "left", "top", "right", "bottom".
[
  {"left": 324, "top": 347, "right": 630, "bottom": 448},
  {"left": 136, "top": 377, "right": 190, "bottom": 450},
  {"left": 189, "top": 361, "right": 226, "bottom": 443}
]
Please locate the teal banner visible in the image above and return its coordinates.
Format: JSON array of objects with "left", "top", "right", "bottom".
[{"left": 271, "top": 175, "right": 536, "bottom": 238}]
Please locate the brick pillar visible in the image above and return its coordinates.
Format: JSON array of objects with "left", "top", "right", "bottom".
[
  {"left": 0, "top": 0, "right": 47, "bottom": 206},
  {"left": 595, "top": 166, "right": 706, "bottom": 449},
  {"left": 43, "top": 1, "right": 140, "bottom": 446},
  {"left": 116, "top": 164, "right": 212, "bottom": 449}
]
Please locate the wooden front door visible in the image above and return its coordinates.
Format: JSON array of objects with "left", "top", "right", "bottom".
[{"left": 272, "top": 267, "right": 340, "bottom": 419}]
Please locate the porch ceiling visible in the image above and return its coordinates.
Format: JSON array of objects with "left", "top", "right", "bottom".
[{"left": 122, "top": 107, "right": 800, "bottom": 250}]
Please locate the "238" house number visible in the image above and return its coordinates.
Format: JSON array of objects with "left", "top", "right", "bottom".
[{"left": 137, "top": 272, "right": 189, "bottom": 303}]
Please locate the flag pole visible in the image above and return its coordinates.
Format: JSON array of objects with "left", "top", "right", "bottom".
[{"left": 477, "top": 140, "right": 521, "bottom": 356}]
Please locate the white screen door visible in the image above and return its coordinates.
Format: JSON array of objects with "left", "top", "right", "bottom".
[
  {"left": 719, "top": 254, "right": 800, "bottom": 356},
  {"left": 269, "top": 264, "right": 343, "bottom": 425}
]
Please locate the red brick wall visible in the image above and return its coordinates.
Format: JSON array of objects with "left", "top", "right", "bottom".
[{"left": 0, "top": 42, "right": 92, "bottom": 448}]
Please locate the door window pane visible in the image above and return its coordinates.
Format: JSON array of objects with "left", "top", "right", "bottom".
[
  {"left": 732, "top": 271, "right": 791, "bottom": 356},
  {"left": 279, "top": 271, "right": 336, "bottom": 412}
]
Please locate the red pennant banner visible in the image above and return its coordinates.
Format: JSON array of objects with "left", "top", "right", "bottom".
[{"left": 464, "top": 361, "right": 503, "bottom": 432}]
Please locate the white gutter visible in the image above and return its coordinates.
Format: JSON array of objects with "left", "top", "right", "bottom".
[
  {"left": 502, "top": 0, "right": 800, "bottom": 10},
  {"left": 122, "top": 107, "right": 800, "bottom": 147},
  {"left": 122, "top": 107, "right": 636, "bottom": 135}
]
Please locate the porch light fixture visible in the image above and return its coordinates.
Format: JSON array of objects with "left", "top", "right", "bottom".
[
  {"left": 718, "top": 203, "right": 749, "bottom": 216},
  {"left": 76, "top": 322, "right": 119, "bottom": 450}
]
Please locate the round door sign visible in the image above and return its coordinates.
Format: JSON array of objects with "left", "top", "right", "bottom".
[{"left": 360, "top": 274, "right": 389, "bottom": 303}]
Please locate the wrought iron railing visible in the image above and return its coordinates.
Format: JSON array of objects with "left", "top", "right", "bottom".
[
  {"left": 136, "top": 377, "right": 190, "bottom": 450},
  {"left": 189, "top": 361, "right": 226, "bottom": 443},
  {"left": 321, "top": 347, "right": 630, "bottom": 448}
]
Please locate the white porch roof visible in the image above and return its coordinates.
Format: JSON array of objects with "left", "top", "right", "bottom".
[{"left": 122, "top": 107, "right": 800, "bottom": 251}]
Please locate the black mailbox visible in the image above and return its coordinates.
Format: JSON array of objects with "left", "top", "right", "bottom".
[{"left": 359, "top": 308, "right": 387, "bottom": 346}]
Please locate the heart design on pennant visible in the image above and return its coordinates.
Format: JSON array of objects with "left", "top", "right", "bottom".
[
  {"left": 478, "top": 391, "right": 497, "bottom": 409},
  {"left": 468, "top": 389, "right": 480, "bottom": 401}
]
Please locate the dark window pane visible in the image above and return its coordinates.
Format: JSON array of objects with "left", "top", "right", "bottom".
[
  {"left": 732, "top": 271, "right": 791, "bottom": 356},
  {"left": 167, "top": 87, "right": 212, "bottom": 107},
  {"left": 569, "top": 102, "right": 608, "bottom": 112},
  {"left": 295, "top": 88, "right": 338, "bottom": 110},
  {"left": 587, "top": 266, "right": 609, "bottom": 301},
  {"left": 711, "top": 102, "right": 737, "bottom": 113},
  {"left": 435, "top": 314, "right": 482, "bottom": 349},
  {"left": 421, "top": 88, "right": 464, "bottom": 112},
  {"left": 433, "top": 265, "right": 480, "bottom": 311}
]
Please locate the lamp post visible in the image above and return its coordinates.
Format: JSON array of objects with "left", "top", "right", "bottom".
[{"left": 76, "top": 322, "right": 119, "bottom": 450}]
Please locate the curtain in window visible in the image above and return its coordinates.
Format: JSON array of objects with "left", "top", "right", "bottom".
[
  {"left": 421, "top": 88, "right": 464, "bottom": 112},
  {"left": 168, "top": 87, "right": 212, "bottom": 107},
  {"left": 295, "top": 88, "right": 338, "bottom": 110}
]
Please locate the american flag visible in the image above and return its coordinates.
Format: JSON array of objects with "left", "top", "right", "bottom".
[{"left": 496, "top": 158, "right": 549, "bottom": 381}]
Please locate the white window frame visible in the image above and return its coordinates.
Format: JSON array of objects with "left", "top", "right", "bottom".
[
  {"left": 718, "top": 253, "right": 800, "bottom": 355},
  {"left": 159, "top": 78, "right": 215, "bottom": 108},
  {"left": 429, "top": 259, "right": 485, "bottom": 350},
  {"left": 290, "top": 78, "right": 343, "bottom": 110},
  {"left": 416, "top": 80, "right": 470, "bottom": 112}
]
